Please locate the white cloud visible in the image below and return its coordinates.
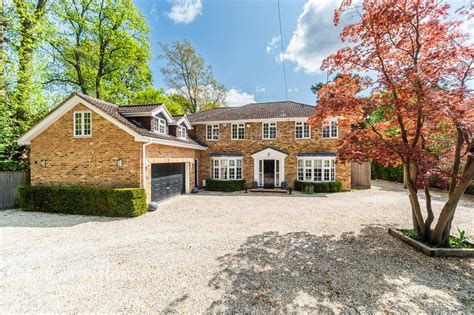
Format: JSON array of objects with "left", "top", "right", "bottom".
[
  {"left": 288, "top": 88, "right": 299, "bottom": 93},
  {"left": 266, "top": 35, "right": 281, "bottom": 54},
  {"left": 167, "top": 0, "right": 202, "bottom": 24},
  {"left": 225, "top": 89, "right": 256, "bottom": 107},
  {"left": 283, "top": 0, "right": 347, "bottom": 73},
  {"left": 256, "top": 86, "right": 266, "bottom": 93}
]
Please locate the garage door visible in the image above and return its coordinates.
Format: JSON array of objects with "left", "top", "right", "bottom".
[{"left": 151, "top": 163, "right": 185, "bottom": 202}]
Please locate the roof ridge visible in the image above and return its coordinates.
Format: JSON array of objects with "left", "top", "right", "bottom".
[
  {"left": 120, "top": 103, "right": 164, "bottom": 107},
  {"left": 75, "top": 92, "right": 119, "bottom": 108}
]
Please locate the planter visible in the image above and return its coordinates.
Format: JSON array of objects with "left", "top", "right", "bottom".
[{"left": 388, "top": 228, "right": 474, "bottom": 258}]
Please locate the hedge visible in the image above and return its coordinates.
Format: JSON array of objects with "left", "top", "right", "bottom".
[
  {"left": 294, "top": 181, "right": 343, "bottom": 193},
  {"left": 205, "top": 178, "right": 245, "bottom": 192},
  {"left": 371, "top": 162, "right": 404, "bottom": 183},
  {"left": 17, "top": 186, "right": 147, "bottom": 217}
]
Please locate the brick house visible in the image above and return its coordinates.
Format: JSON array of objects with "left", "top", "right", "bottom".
[{"left": 18, "top": 93, "right": 350, "bottom": 203}]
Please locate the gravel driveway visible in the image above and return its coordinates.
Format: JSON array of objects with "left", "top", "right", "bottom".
[{"left": 1, "top": 180, "right": 473, "bottom": 313}]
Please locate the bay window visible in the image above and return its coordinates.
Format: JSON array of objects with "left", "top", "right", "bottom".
[
  {"left": 295, "top": 122, "right": 311, "bottom": 139},
  {"left": 297, "top": 157, "right": 336, "bottom": 182},
  {"left": 211, "top": 158, "right": 243, "bottom": 180}
]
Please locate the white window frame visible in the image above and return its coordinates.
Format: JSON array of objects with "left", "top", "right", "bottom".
[
  {"left": 262, "top": 122, "right": 277, "bottom": 140},
  {"left": 231, "top": 123, "right": 245, "bottom": 140},
  {"left": 297, "top": 157, "right": 336, "bottom": 182},
  {"left": 295, "top": 121, "right": 311, "bottom": 139},
  {"left": 177, "top": 125, "right": 187, "bottom": 139},
  {"left": 73, "top": 110, "right": 92, "bottom": 138},
  {"left": 322, "top": 118, "right": 338, "bottom": 139},
  {"left": 154, "top": 117, "right": 166, "bottom": 134},
  {"left": 211, "top": 157, "right": 243, "bottom": 180},
  {"left": 206, "top": 124, "right": 219, "bottom": 141}
]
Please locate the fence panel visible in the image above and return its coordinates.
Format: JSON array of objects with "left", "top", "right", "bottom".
[
  {"left": 351, "top": 161, "right": 371, "bottom": 189},
  {"left": 0, "top": 171, "right": 30, "bottom": 209}
]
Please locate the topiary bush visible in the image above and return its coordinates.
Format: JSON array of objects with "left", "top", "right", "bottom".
[
  {"left": 294, "top": 181, "right": 343, "bottom": 193},
  {"left": 205, "top": 178, "right": 245, "bottom": 192},
  {"left": 17, "top": 186, "right": 147, "bottom": 217}
]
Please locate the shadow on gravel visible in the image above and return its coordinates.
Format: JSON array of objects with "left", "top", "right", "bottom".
[
  {"left": 0, "top": 209, "right": 126, "bottom": 228},
  {"left": 207, "top": 226, "right": 473, "bottom": 313}
]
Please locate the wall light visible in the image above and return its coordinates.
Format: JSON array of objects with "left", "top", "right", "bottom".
[
  {"left": 116, "top": 159, "right": 123, "bottom": 167},
  {"left": 40, "top": 159, "right": 47, "bottom": 167}
]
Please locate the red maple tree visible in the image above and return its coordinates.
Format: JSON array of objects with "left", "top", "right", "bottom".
[{"left": 310, "top": 0, "right": 473, "bottom": 247}]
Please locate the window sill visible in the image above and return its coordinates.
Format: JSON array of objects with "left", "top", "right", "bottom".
[
  {"left": 262, "top": 138, "right": 277, "bottom": 141},
  {"left": 73, "top": 135, "right": 92, "bottom": 139}
]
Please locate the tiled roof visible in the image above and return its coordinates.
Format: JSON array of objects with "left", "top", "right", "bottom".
[
  {"left": 187, "top": 101, "right": 315, "bottom": 123},
  {"left": 118, "top": 104, "right": 163, "bottom": 114},
  {"left": 75, "top": 93, "right": 204, "bottom": 148}
]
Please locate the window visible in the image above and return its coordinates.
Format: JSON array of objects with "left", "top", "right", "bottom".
[
  {"left": 297, "top": 157, "right": 336, "bottom": 182},
  {"left": 154, "top": 117, "right": 166, "bottom": 134},
  {"left": 295, "top": 122, "right": 311, "bottom": 139},
  {"left": 322, "top": 118, "right": 338, "bottom": 139},
  {"left": 231, "top": 123, "right": 245, "bottom": 140},
  {"left": 211, "top": 158, "right": 243, "bottom": 180},
  {"left": 206, "top": 124, "right": 219, "bottom": 140},
  {"left": 262, "top": 122, "right": 277, "bottom": 139},
  {"left": 177, "top": 126, "right": 186, "bottom": 139},
  {"left": 73, "top": 111, "right": 92, "bottom": 137}
]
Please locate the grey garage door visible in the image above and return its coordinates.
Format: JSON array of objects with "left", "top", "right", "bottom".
[{"left": 151, "top": 163, "right": 185, "bottom": 202}]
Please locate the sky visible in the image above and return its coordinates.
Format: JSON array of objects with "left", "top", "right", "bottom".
[{"left": 133, "top": 0, "right": 472, "bottom": 107}]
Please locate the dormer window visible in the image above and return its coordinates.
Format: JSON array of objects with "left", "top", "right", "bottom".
[
  {"left": 154, "top": 117, "right": 166, "bottom": 134},
  {"left": 177, "top": 125, "right": 187, "bottom": 139}
]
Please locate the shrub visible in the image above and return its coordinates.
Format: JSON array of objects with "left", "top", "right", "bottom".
[
  {"left": 17, "top": 186, "right": 147, "bottom": 217},
  {"left": 294, "top": 181, "right": 343, "bottom": 193},
  {"left": 371, "top": 162, "right": 404, "bottom": 183},
  {"left": 205, "top": 178, "right": 245, "bottom": 192}
]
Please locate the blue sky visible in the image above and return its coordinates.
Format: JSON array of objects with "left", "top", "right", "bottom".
[{"left": 133, "top": 0, "right": 472, "bottom": 107}]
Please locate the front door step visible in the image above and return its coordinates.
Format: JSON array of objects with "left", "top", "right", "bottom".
[{"left": 249, "top": 188, "right": 287, "bottom": 193}]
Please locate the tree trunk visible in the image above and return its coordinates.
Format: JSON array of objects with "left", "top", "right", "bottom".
[
  {"left": 404, "top": 163, "right": 426, "bottom": 239},
  {"left": 13, "top": 0, "right": 47, "bottom": 120},
  {"left": 430, "top": 157, "right": 474, "bottom": 246}
]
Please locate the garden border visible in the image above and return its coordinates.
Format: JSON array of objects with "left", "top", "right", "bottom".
[{"left": 388, "top": 228, "right": 474, "bottom": 258}]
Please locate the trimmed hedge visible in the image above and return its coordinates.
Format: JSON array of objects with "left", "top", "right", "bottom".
[
  {"left": 17, "top": 186, "right": 147, "bottom": 217},
  {"left": 371, "top": 162, "right": 404, "bottom": 183},
  {"left": 294, "top": 181, "right": 343, "bottom": 193},
  {"left": 205, "top": 178, "right": 245, "bottom": 192}
]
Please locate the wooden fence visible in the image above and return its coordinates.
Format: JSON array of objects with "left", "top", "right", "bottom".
[
  {"left": 0, "top": 171, "right": 30, "bottom": 209},
  {"left": 351, "top": 161, "right": 371, "bottom": 189}
]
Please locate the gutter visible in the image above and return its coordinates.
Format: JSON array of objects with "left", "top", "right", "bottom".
[{"left": 142, "top": 141, "right": 152, "bottom": 190}]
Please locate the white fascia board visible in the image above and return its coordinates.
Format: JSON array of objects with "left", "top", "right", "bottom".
[
  {"left": 17, "top": 95, "right": 140, "bottom": 145},
  {"left": 190, "top": 117, "right": 310, "bottom": 126},
  {"left": 171, "top": 116, "right": 192, "bottom": 129},
  {"left": 153, "top": 106, "right": 174, "bottom": 123},
  {"left": 141, "top": 136, "right": 207, "bottom": 151}
]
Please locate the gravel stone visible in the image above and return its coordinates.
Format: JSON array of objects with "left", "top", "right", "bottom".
[{"left": 0, "top": 180, "right": 472, "bottom": 313}]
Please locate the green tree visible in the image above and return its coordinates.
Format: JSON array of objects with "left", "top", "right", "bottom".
[
  {"left": 46, "top": 0, "right": 152, "bottom": 103},
  {"left": 0, "top": 0, "right": 50, "bottom": 169},
  {"left": 129, "top": 87, "right": 184, "bottom": 115},
  {"left": 159, "top": 40, "right": 226, "bottom": 113}
]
